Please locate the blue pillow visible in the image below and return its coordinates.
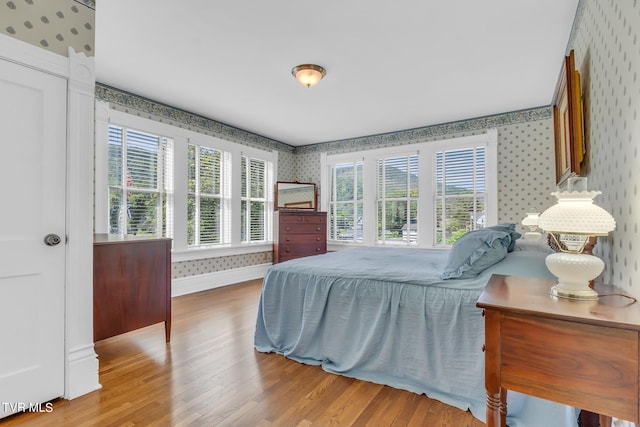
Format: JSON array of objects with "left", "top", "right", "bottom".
[
  {"left": 441, "top": 229, "right": 511, "bottom": 279},
  {"left": 486, "top": 223, "right": 521, "bottom": 252}
]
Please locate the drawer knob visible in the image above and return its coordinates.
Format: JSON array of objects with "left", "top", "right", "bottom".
[
  {"left": 316, "top": 227, "right": 321, "bottom": 231},
  {"left": 315, "top": 237, "right": 320, "bottom": 241},
  {"left": 285, "top": 248, "right": 290, "bottom": 252},
  {"left": 482, "top": 344, "right": 486, "bottom": 352},
  {"left": 285, "top": 227, "right": 291, "bottom": 231},
  {"left": 481, "top": 310, "right": 485, "bottom": 317}
]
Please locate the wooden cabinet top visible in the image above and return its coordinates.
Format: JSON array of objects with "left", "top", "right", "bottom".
[
  {"left": 93, "top": 233, "right": 172, "bottom": 245},
  {"left": 477, "top": 274, "right": 640, "bottom": 331}
]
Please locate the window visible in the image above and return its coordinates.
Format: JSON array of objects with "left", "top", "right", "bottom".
[
  {"left": 108, "top": 125, "right": 173, "bottom": 237},
  {"left": 328, "top": 161, "right": 363, "bottom": 242},
  {"left": 241, "top": 156, "right": 268, "bottom": 242},
  {"left": 321, "top": 130, "right": 497, "bottom": 248},
  {"left": 377, "top": 154, "right": 418, "bottom": 245},
  {"left": 188, "top": 144, "right": 224, "bottom": 246},
  {"left": 97, "top": 105, "right": 277, "bottom": 257},
  {"left": 434, "top": 146, "right": 486, "bottom": 245}
]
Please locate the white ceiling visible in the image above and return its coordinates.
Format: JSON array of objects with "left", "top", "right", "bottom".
[{"left": 95, "top": 1, "right": 579, "bottom": 146}]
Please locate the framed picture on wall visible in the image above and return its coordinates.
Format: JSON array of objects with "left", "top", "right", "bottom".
[{"left": 552, "top": 49, "right": 585, "bottom": 185}]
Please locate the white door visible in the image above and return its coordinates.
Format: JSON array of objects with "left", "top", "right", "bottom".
[{"left": 0, "top": 58, "right": 66, "bottom": 418}]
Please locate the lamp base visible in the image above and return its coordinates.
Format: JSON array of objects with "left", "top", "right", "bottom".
[
  {"left": 544, "top": 252, "right": 604, "bottom": 301},
  {"left": 550, "top": 283, "right": 599, "bottom": 300}
]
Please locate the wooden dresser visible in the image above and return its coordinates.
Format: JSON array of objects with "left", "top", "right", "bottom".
[
  {"left": 93, "top": 234, "right": 172, "bottom": 342},
  {"left": 273, "top": 210, "right": 327, "bottom": 263}
]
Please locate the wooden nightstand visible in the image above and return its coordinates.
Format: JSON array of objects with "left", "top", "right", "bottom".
[{"left": 477, "top": 274, "right": 640, "bottom": 427}]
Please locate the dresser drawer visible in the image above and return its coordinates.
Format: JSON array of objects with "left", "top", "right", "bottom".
[
  {"left": 279, "top": 233, "right": 326, "bottom": 245},
  {"left": 279, "top": 213, "right": 326, "bottom": 225},
  {"left": 280, "top": 222, "right": 326, "bottom": 235},
  {"left": 278, "top": 243, "right": 326, "bottom": 260}
]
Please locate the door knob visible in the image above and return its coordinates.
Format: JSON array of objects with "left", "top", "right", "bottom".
[{"left": 44, "top": 234, "right": 62, "bottom": 246}]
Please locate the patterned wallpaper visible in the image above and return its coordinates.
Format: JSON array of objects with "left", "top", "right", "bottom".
[
  {"left": 0, "top": 0, "right": 94, "bottom": 57},
  {"left": 278, "top": 150, "right": 297, "bottom": 181},
  {"left": 567, "top": 0, "right": 640, "bottom": 293},
  {"left": 172, "top": 252, "right": 272, "bottom": 279}
]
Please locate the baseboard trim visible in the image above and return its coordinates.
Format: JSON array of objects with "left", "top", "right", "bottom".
[
  {"left": 65, "top": 344, "right": 101, "bottom": 400},
  {"left": 172, "top": 263, "right": 271, "bottom": 297}
]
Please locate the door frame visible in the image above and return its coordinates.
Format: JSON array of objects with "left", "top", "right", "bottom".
[{"left": 0, "top": 34, "right": 100, "bottom": 399}]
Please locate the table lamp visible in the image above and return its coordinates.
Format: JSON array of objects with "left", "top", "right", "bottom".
[
  {"left": 521, "top": 212, "right": 541, "bottom": 241},
  {"left": 537, "top": 179, "right": 616, "bottom": 300}
]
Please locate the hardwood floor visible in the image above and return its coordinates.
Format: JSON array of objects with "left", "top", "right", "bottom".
[{"left": 1, "top": 279, "right": 484, "bottom": 426}]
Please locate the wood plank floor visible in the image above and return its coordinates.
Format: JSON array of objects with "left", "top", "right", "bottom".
[{"left": 1, "top": 279, "right": 484, "bottom": 426}]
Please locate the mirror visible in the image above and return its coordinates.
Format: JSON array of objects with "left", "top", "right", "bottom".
[{"left": 275, "top": 181, "right": 317, "bottom": 210}]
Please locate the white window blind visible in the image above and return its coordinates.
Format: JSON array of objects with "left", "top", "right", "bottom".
[
  {"left": 188, "top": 144, "right": 224, "bottom": 246},
  {"left": 434, "top": 146, "right": 486, "bottom": 245},
  {"left": 241, "top": 156, "right": 268, "bottom": 242},
  {"left": 377, "top": 154, "right": 419, "bottom": 245},
  {"left": 108, "top": 125, "right": 173, "bottom": 237},
  {"left": 328, "top": 161, "right": 363, "bottom": 242}
]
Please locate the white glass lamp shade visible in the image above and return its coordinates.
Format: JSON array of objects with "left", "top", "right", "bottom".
[
  {"left": 521, "top": 213, "right": 541, "bottom": 241},
  {"left": 537, "top": 190, "right": 616, "bottom": 300},
  {"left": 291, "top": 64, "right": 326, "bottom": 88},
  {"left": 537, "top": 190, "right": 616, "bottom": 236}
]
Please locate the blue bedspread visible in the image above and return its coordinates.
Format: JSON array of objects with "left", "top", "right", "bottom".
[{"left": 254, "top": 246, "right": 579, "bottom": 427}]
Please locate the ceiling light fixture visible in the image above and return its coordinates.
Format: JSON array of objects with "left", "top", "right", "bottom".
[{"left": 291, "top": 64, "right": 326, "bottom": 88}]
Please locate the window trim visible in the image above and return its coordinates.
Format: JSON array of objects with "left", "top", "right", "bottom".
[
  {"left": 321, "top": 130, "right": 497, "bottom": 249},
  {"left": 95, "top": 102, "right": 277, "bottom": 255}
]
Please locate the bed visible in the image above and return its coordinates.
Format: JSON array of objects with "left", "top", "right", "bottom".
[{"left": 254, "top": 227, "right": 579, "bottom": 427}]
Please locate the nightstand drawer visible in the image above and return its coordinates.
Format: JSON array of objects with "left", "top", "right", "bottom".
[{"left": 501, "top": 314, "right": 638, "bottom": 420}]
